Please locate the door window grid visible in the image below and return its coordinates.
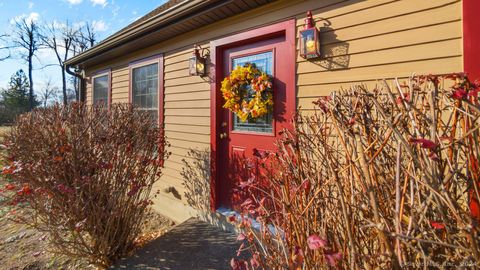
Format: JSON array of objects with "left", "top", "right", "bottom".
[
  {"left": 132, "top": 63, "right": 158, "bottom": 124},
  {"left": 232, "top": 52, "right": 273, "bottom": 133},
  {"left": 93, "top": 75, "right": 109, "bottom": 105}
]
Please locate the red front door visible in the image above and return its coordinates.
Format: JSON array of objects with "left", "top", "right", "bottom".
[{"left": 217, "top": 35, "right": 295, "bottom": 210}]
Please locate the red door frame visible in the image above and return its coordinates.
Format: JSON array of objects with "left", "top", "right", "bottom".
[
  {"left": 463, "top": 0, "right": 480, "bottom": 80},
  {"left": 209, "top": 19, "right": 296, "bottom": 211},
  {"left": 464, "top": 0, "right": 480, "bottom": 220}
]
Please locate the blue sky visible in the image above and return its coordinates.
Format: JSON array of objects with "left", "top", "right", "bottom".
[{"left": 0, "top": 0, "right": 167, "bottom": 97}]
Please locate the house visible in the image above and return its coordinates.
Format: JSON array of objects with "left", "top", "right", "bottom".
[{"left": 65, "top": 0, "right": 478, "bottom": 224}]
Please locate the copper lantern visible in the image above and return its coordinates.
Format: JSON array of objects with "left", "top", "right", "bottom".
[
  {"left": 299, "top": 11, "right": 320, "bottom": 59},
  {"left": 189, "top": 44, "right": 206, "bottom": 76}
]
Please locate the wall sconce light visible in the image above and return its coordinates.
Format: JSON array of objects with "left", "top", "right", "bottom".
[
  {"left": 189, "top": 44, "right": 207, "bottom": 76},
  {"left": 299, "top": 11, "right": 321, "bottom": 59}
]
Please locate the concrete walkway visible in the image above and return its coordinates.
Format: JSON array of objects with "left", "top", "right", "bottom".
[{"left": 112, "top": 218, "right": 238, "bottom": 270}]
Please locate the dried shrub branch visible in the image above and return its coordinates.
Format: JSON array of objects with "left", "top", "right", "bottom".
[
  {"left": 1, "top": 103, "right": 167, "bottom": 268},
  {"left": 231, "top": 74, "right": 480, "bottom": 269}
]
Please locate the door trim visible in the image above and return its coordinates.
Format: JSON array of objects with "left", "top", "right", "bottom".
[{"left": 209, "top": 19, "right": 296, "bottom": 211}]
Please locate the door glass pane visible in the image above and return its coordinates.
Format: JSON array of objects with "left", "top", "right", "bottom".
[{"left": 231, "top": 52, "right": 273, "bottom": 133}]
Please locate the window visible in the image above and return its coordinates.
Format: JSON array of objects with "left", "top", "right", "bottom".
[
  {"left": 131, "top": 63, "right": 159, "bottom": 124},
  {"left": 93, "top": 74, "right": 109, "bottom": 106}
]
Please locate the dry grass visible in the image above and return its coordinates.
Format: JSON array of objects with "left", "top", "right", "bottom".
[
  {"left": 0, "top": 126, "right": 10, "bottom": 136},
  {"left": 0, "top": 126, "right": 10, "bottom": 138}
]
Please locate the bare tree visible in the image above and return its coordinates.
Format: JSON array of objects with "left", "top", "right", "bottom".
[
  {"left": 78, "top": 22, "right": 96, "bottom": 49},
  {"left": 11, "top": 17, "right": 40, "bottom": 111},
  {"left": 0, "top": 34, "right": 12, "bottom": 61},
  {"left": 70, "top": 21, "right": 97, "bottom": 101},
  {"left": 40, "top": 78, "right": 59, "bottom": 107},
  {"left": 40, "top": 21, "right": 79, "bottom": 105}
]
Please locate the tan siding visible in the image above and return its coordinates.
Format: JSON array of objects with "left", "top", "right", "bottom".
[
  {"left": 110, "top": 66, "right": 129, "bottom": 103},
  {"left": 296, "top": 0, "right": 462, "bottom": 108},
  {"left": 165, "top": 123, "right": 210, "bottom": 134},
  {"left": 85, "top": 81, "right": 92, "bottom": 106},
  {"left": 160, "top": 42, "right": 211, "bottom": 207},
  {"left": 82, "top": 0, "right": 463, "bottom": 219}
]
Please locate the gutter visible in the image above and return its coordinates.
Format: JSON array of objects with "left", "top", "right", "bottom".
[
  {"left": 65, "top": 64, "right": 85, "bottom": 102},
  {"left": 65, "top": 0, "right": 216, "bottom": 67}
]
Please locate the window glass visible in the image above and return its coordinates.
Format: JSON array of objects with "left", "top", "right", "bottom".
[
  {"left": 93, "top": 75, "right": 109, "bottom": 105},
  {"left": 232, "top": 52, "right": 273, "bottom": 133},
  {"left": 132, "top": 63, "right": 158, "bottom": 123}
]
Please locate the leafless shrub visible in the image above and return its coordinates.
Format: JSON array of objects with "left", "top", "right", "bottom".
[
  {"left": 232, "top": 74, "right": 480, "bottom": 269},
  {"left": 1, "top": 103, "right": 167, "bottom": 268}
]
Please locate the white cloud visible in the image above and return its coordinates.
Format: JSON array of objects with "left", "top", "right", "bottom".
[
  {"left": 27, "top": 12, "right": 39, "bottom": 23},
  {"left": 66, "top": 0, "right": 82, "bottom": 5},
  {"left": 90, "top": 0, "right": 107, "bottom": 7},
  {"left": 10, "top": 12, "right": 40, "bottom": 25},
  {"left": 28, "top": 2, "right": 34, "bottom": 9},
  {"left": 92, "top": 20, "right": 108, "bottom": 32}
]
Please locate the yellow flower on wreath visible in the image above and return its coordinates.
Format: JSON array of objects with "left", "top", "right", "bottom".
[{"left": 220, "top": 63, "right": 273, "bottom": 122}]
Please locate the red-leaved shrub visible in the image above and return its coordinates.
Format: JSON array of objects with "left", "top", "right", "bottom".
[
  {"left": 231, "top": 74, "right": 480, "bottom": 269},
  {"left": 1, "top": 103, "right": 167, "bottom": 268}
]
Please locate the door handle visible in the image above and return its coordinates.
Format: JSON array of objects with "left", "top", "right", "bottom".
[{"left": 219, "top": 132, "right": 227, "bottom": 139}]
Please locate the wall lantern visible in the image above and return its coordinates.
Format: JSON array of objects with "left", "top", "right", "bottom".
[
  {"left": 299, "top": 11, "right": 321, "bottom": 59},
  {"left": 189, "top": 44, "right": 207, "bottom": 76}
]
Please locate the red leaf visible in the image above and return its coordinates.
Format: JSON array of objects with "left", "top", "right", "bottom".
[
  {"left": 241, "top": 198, "right": 253, "bottom": 208},
  {"left": 346, "top": 117, "right": 356, "bottom": 126},
  {"left": 409, "top": 138, "right": 438, "bottom": 150},
  {"left": 301, "top": 179, "right": 311, "bottom": 194},
  {"left": 230, "top": 258, "right": 248, "bottom": 270},
  {"left": 291, "top": 246, "right": 304, "bottom": 265},
  {"left": 307, "top": 235, "right": 327, "bottom": 250},
  {"left": 452, "top": 89, "right": 468, "bottom": 100},
  {"left": 428, "top": 152, "right": 439, "bottom": 161},
  {"left": 250, "top": 253, "right": 261, "bottom": 269},
  {"left": 430, "top": 220, "right": 446, "bottom": 230},
  {"left": 227, "top": 215, "right": 236, "bottom": 223},
  {"left": 324, "top": 251, "right": 342, "bottom": 266},
  {"left": 236, "top": 233, "right": 246, "bottom": 241},
  {"left": 396, "top": 93, "right": 411, "bottom": 105}
]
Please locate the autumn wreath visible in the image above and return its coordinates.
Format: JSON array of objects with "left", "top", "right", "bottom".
[{"left": 220, "top": 63, "right": 273, "bottom": 122}]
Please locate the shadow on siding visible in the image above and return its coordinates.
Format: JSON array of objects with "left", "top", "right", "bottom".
[{"left": 180, "top": 148, "right": 211, "bottom": 211}]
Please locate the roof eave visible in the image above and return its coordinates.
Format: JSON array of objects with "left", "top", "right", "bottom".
[{"left": 65, "top": 0, "right": 215, "bottom": 67}]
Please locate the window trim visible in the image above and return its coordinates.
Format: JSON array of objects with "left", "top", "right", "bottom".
[
  {"left": 128, "top": 54, "right": 164, "bottom": 127},
  {"left": 91, "top": 69, "right": 111, "bottom": 109}
]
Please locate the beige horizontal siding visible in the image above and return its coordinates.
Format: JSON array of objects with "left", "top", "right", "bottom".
[
  {"left": 296, "top": 0, "right": 462, "bottom": 108},
  {"left": 110, "top": 66, "right": 129, "bottom": 103},
  {"left": 82, "top": 0, "right": 463, "bottom": 218},
  {"left": 85, "top": 81, "right": 92, "bottom": 106},
  {"left": 160, "top": 42, "right": 211, "bottom": 206}
]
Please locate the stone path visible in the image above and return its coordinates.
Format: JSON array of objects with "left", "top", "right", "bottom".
[{"left": 112, "top": 217, "right": 238, "bottom": 270}]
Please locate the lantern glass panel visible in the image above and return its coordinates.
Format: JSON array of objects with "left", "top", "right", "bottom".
[
  {"left": 301, "top": 29, "right": 316, "bottom": 55},
  {"left": 189, "top": 55, "right": 197, "bottom": 76},
  {"left": 196, "top": 58, "right": 205, "bottom": 76},
  {"left": 300, "top": 28, "right": 320, "bottom": 59}
]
